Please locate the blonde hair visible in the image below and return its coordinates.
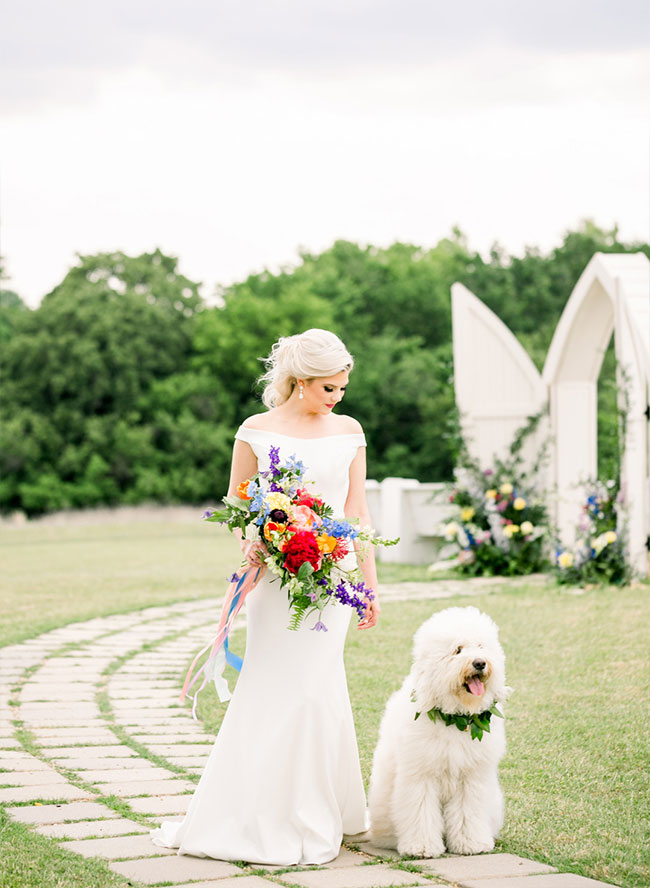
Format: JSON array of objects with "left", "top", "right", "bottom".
[{"left": 260, "top": 329, "right": 354, "bottom": 408}]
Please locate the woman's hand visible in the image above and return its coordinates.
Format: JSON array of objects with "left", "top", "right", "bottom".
[
  {"left": 357, "top": 596, "right": 381, "bottom": 630},
  {"left": 242, "top": 539, "right": 268, "bottom": 569}
]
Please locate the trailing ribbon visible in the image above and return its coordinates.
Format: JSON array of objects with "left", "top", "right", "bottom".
[{"left": 180, "top": 565, "right": 264, "bottom": 717}]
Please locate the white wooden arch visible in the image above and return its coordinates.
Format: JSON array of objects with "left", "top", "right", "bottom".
[{"left": 452, "top": 252, "right": 650, "bottom": 576}]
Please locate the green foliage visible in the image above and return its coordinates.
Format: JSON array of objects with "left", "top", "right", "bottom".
[{"left": 1, "top": 223, "right": 647, "bottom": 514}]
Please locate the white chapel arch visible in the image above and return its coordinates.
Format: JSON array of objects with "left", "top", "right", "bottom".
[
  {"left": 543, "top": 252, "right": 649, "bottom": 574},
  {"left": 452, "top": 252, "right": 650, "bottom": 576},
  {"left": 451, "top": 282, "right": 548, "bottom": 470}
]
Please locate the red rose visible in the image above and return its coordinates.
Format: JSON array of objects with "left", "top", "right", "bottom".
[
  {"left": 295, "top": 487, "right": 317, "bottom": 509},
  {"left": 282, "top": 530, "right": 322, "bottom": 574}
]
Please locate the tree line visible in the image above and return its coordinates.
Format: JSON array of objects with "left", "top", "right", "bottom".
[{"left": 1, "top": 222, "right": 646, "bottom": 514}]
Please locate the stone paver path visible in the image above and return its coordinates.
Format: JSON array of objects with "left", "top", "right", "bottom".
[{"left": 1, "top": 582, "right": 615, "bottom": 888}]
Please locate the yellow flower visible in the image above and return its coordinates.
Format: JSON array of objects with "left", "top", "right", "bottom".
[
  {"left": 460, "top": 507, "right": 475, "bottom": 522},
  {"left": 265, "top": 492, "right": 292, "bottom": 513},
  {"left": 520, "top": 520, "right": 534, "bottom": 535},
  {"left": 513, "top": 497, "right": 526, "bottom": 510},
  {"left": 503, "top": 524, "right": 520, "bottom": 538},
  {"left": 604, "top": 531, "right": 617, "bottom": 544},
  {"left": 557, "top": 551, "right": 574, "bottom": 569},
  {"left": 500, "top": 482, "right": 513, "bottom": 495},
  {"left": 485, "top": 489, "right": 497, "bottom": 500},
  {"left": 443, "top": 522, "right": 459, "bottom": 539},
  {"left": 316, "top": 534, "right": 338, "bottom": 554}
]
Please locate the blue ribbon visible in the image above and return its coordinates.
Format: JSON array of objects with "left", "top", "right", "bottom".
[{"left": 221, "top": 566, "right": 260, "bottom": 674}]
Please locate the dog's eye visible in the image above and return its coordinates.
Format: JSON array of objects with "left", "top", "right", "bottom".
[{"left": 454, "top": 646, "right": 463, "bottom": 655}]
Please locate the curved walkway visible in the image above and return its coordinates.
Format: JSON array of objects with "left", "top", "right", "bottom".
[{"left": 1, "top": 582, "right": 612, "bottom": 888}]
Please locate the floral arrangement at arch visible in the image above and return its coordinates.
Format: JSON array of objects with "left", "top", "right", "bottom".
[
  {"left": 433, "top": 411, "right": 550, "bottom": 577},
  {"left": 554, "top": 479, "right": 630, "bottom": 586},
  {"left": 438, "top": 469, "right": 549, "bottom": 576}
]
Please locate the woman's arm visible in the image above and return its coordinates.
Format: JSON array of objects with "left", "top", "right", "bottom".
[
  {"left": 344, "top": 446, "right": 381, "bottom": 630},
  {"left": 227, "top": 439, "right": 267, "bottom": 568}
]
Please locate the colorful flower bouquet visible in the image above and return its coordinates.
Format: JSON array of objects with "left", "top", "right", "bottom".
[{"left": 204, "top": 445, "right": 396, "bottom": 631}]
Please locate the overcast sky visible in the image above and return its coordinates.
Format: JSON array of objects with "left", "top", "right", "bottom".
[{"left": 1, "top": 1, "right": 648, "bottom": 307}]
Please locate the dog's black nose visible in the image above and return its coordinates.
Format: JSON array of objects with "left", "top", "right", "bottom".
[{"left": 472, "top": 659, "right": 486, "bottom": 672}]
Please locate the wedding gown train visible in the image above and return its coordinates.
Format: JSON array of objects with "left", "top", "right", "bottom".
[{"left": 150, "top": 426, "right": 369, "bottom": 865}]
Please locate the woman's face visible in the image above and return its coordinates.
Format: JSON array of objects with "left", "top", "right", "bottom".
[{"left": 302, "top": 370, "right": 350, "bottom": 414}]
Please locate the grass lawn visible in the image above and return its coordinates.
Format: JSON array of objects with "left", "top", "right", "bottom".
[
  {"left": 2, "top": 517, "right": 649, "bottom": 888},
  {"left": 196, "top": 583, "right": 650, "bottom": 888}
]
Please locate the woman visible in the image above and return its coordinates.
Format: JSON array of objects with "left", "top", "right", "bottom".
[{"left": 151, "top": 328, "right": 380, "bottom": 865}]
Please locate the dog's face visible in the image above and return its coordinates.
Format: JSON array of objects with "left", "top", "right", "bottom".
[{"left": 411, "top": 606, "right": 508, "bottom": 716}]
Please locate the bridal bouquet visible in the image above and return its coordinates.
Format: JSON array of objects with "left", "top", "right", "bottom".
[{"left": 204, "top": 444, "right": 395, "bottom": 631}]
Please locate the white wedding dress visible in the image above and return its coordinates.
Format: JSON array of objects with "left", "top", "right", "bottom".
[{"left": 150, "top": 427, "right": 369, "bottom": 865}]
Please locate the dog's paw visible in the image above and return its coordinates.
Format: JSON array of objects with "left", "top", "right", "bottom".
[
  {"left": 446, "top": 835, "right": 495, "bottom": 856},
  {"left": 397, "top": 838, "right": 445, "bottom": 859}
]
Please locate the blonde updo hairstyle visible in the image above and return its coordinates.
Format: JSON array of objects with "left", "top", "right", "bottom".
[{"left": 260, "top": 329, "right": 354, "bottom": 408}]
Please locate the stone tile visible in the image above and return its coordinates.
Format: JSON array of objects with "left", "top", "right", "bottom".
[
  {"left": 164, "top": 756, "right": 210, "bottom": 768},
  {"left": 5, "top": 800, "right": 118, "bottom": 824},
  {"left": 83, "top": 767, "right": 174, "bottom": 782},
  {"left": 0, "top": 769, "right": 69, "bottom": 786},
  {"left": 51, "top": 756, "right": 155, "bottom": 771},
  {"left": 43, "top": 744, "right": 134, "bottom": 758},
  {"left": 0, "top": 783, "right": 94, "bottom": 803},
  {"left": 0, "top": 737, "right": 20, "bottom": 748},
  {"left": 126, "top": 722, "right": 205, "bottom": 734},
  {"left": 36, "top": 818, "right": 149, "bottom": 839},
  {"left": 35, "top": 731, "right": 118, "bottom": 745},
  {"left": 288, "top": 865, "right": 430, "bottom": 887},
  {"left": 460, "top": 877, "right": 616, "bottom": 888},
  {"left": 130, "top": 734, "right": 214, "bottom": 745},
  {"left": 325, "top": 848, "right": 373, "bottom": 867},
  {"left": 126, "top": 794, "right": 192, "bottom": 815},
  {"left": 91, "top": 778, "right": 195, "bottom": 796},
  {"left": 146, "top": 744, "right": 213, "bottom": 756},
  {"left": 110, "top": 855, "right": 241, "bottom": 883},
  {"left": 0, "top": 756, "right": 53, "bottom": 771},
  {"left": 417, "top": 853, "right": 556, "bottom": 882},
  {"left": 64, "top": 833, "right": 177, "bottom": 859},
  {"left": 174, "top": 878, "right": 276, "bottom": 888}
]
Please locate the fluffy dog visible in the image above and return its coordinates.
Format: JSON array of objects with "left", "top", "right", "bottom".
[{"left": 368, "top": 606, "right": 510, "bottom": 858}]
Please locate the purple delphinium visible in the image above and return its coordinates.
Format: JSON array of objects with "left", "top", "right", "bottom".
[
  {"left": 229, "top": 572, "right": 240, "bottom": 583},
  {"left": 312, "top": 620, "right": 328, "bottom": 632},
  {"left": 202, "top": 509, "right": 215, "bottom": 519},
  {"left": 269, "top": 446, "right": 282, "bottom": 478}
]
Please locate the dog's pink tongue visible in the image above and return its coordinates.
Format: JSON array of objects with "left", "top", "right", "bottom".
[{"left": 467, "top": 676, "right": 485, "bottom": 696}]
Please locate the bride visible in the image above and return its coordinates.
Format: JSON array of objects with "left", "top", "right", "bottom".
[{"left": 151, "top": 328, "right": 380, "bottom": 865}]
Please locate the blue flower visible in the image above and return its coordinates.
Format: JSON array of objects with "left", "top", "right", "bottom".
[
  {"left": 202, "top": 509, "right": 215, "bottom": 520},
  {"left": 283, "top": 454, "right": 305, "bottom": 476},
  {"left": 312, "top": 620, "right": 328, "bottom": 632},
  {"left": 229, "top": 572, "right": 240, "bottom": 583}
]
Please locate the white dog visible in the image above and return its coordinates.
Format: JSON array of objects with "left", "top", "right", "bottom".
[{"left": 368, "top": 606, "right": 510, "bottom": 858}]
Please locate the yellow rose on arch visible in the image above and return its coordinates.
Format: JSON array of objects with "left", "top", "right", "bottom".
[
  {"left": 500, "top": 482, "right": 513, "bottom": 495},
  {"left": 513, "top": 497, "right": 527, "bottom": 510}
]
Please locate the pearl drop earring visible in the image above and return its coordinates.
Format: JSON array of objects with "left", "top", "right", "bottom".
[{"left": 299, "top": 384, "right": 304, "bottom": 400}]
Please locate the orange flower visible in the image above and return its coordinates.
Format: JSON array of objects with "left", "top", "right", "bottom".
[
  {"left": 316, "top": 533, "right": 338, "bottom": 554},
  {"left": 237, "top": 479, "right": 252, "bottom": 500},
  {"left": 264, "top": 521, "right": 286, "bottom": 541}
]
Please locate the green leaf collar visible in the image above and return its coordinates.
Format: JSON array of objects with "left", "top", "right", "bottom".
[{"left": 413, "top": 694, "right": 503, "bottom": 741}]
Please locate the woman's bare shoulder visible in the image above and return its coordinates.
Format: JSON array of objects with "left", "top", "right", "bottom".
[
  {"left": 334, "top": 414, "right": 364, "bottom": 435},
  {"left": 240, "top": 412, "right": 274, "bottom": 430}
]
